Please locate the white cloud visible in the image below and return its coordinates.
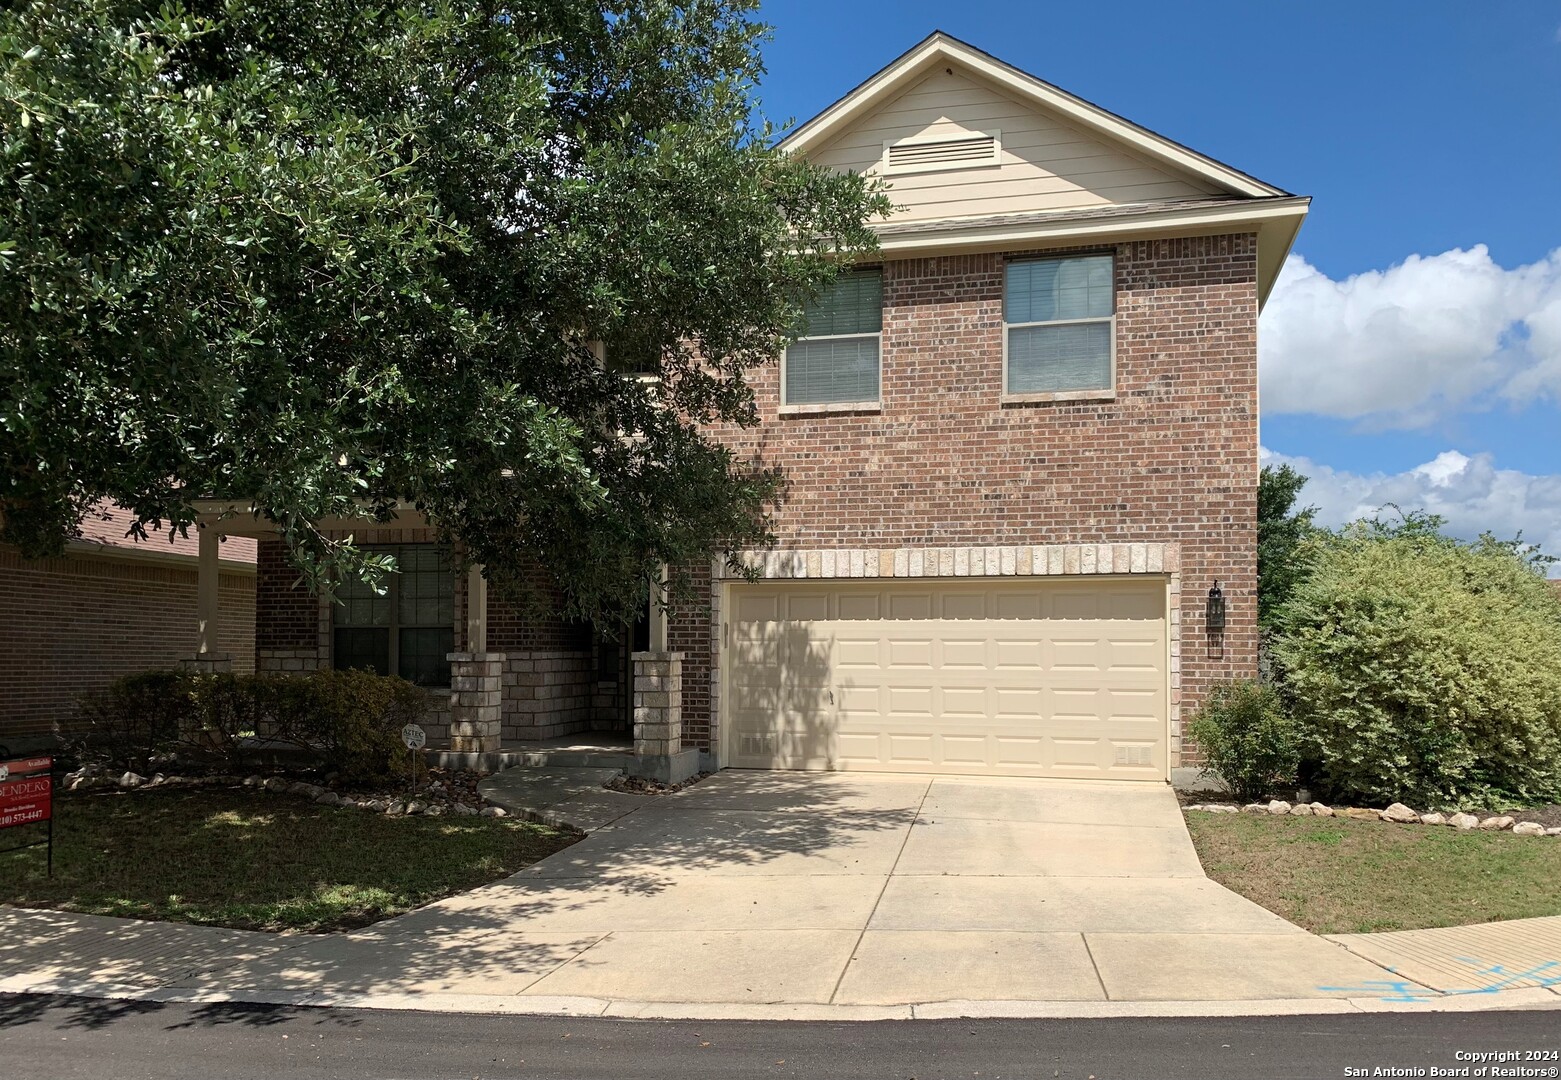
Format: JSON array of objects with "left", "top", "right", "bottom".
[
  {"left": 1259, "top": 246, "right": 1561, "bottom": 426},
  {"left": 1261, "top": 446, "right": 1561, "bottom": 574}
]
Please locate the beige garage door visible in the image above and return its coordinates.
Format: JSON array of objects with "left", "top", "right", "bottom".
[{"left": 725, "top": 578, "right": 1167, "bottom": 779}]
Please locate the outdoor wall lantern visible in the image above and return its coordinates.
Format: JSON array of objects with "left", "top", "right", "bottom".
[{"left": 1206, "top": 581, "right": 1226, "bottom": 632}]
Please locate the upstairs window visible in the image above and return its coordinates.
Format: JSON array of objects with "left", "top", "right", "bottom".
[
  {"left": 784, "top": 268, "right": 882, "bottom": 406},
  {"left": 333, "top": 544, "right": 454, "bottom": 687},
  {"left": 1005, "top": 254, "right": 1115, "bottom": 396}
]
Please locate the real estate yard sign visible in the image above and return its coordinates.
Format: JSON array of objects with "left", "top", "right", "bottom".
[{"left": 0, "top": 756, "right": 54, "bottom": 875}]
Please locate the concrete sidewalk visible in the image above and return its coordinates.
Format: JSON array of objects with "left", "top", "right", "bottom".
[{"left": 1, "top": 772, "right": 1558, "bottom": 1020}]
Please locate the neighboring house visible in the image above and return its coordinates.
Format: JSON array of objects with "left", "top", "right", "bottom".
[
  {"left": 0, "top": 503, "right": 256, "bottom": 752},
  {"left": 225, "top": 31, "right": 1306, "bottom": 783}
]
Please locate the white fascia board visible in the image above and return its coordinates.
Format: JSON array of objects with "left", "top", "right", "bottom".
[
  {"left": 65, "top": 538, "right": 257, "bottom": 575},
  {"left": 873, "top": 197, "right": 1309, "bottom": 310}
]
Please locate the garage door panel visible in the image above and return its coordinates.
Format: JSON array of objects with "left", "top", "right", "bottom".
[
  {"left": 886, "top": 686, "right": 934, "bottom": 716},
  {"left": 994, "top": 592, "right": 1043, "bottom": 620},
  {"left": 782, "top": 592, "right": 831, "bottom": 621},
  {"left": 887, "top": 639, "right": 933, "bottom": 668},
  {"left": 727, "top": 579, "right": 1166, "bottom": 778},
  {"left": 938, "top": 638, "right": 988, "bottom": 669},
  {"left": 994, "top": 639, "right": 1043, "bottom": 670},
  {"left": 834, "top": 637, "right": 881, "bottom": 668},
  {"left": 938, "top": 685, "right": 989, "bottom": 717},
  {"left": 887, "top": 592, "right": 934, "bottom": 619},
  {"left": 836, "top": 593, "right": 881, "bottom": 620},
  {"left": 939, "top": 592, "right": 987, "bottom": 620}
]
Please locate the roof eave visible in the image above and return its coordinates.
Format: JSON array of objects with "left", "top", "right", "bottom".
[{"left": 869, "top": 196, "right": 1311, "bottom": 311}]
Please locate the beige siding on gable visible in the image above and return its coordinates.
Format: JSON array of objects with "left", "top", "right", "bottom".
[{"left": 811, "top": 69, "right": 1219, "bottom": 223}]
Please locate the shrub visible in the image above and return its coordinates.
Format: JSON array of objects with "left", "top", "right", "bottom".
[
  {"left": 69, "top": 670, "right": 188, "bottom": 774},
  {"left": 265, "top": 669, "right": 428, "bottom": 783},
  {"left": 1187, "top": 679, "right": 1300, "bottom": 801},
  {"left": 1272, "top": 524, "right": 1561, "bottom": 806},
  {"left": 72, "top": 669, "right": 428, "bottom": 782}
]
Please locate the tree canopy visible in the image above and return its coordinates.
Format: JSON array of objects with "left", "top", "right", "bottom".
[
  {"left": 0, "top": 0, "right": 889, "bottom": 619},
  {"left": 1256, "top": 463, "right": 1318, "bottom": 627}
]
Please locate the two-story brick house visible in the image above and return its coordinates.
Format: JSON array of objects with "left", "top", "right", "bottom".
[{"left": 224, "top": 31, "right": 1305, "bottom": 784}]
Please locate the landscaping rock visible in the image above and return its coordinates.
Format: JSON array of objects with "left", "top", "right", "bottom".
[
  {"left": 1340, "top": 807, "right": 1381, "bottom": 821},
  {"left": 262, "top": 777, "right": 287, "bottom": 792},
  {"left": 1511, "top": 822, "right": 1545, "bottom": 837},
  {"left": 405, "top": 800, "right": 427, "bottom": 815},
  {"left": 1309, "top": 803, "right": 1334, "bottom": 816},
  {"left": 453, "top": 803, "right": 478, "bottom": 816},
  {"left": 480, "top": 806, "right": 507, "bottom": 818},
  {"left": 119, "top": 772, "right": 144, "bottom": 789},
  {"left": 1242, "top": 803, "right": 1267, "bottom": 814},
  {"left": 1289, "top": 804, "right": 1314, "bottom": 816},
  {"left": 1449, "top": 812, "right": 1480, "bottom": 830},
  {"left": 314, "top": 791, "right": 342, "bottom": 807},
  {"left": 425, "top": 804, "right": 445, "bottom": 817},
  {"left": 1419, "top": 813, "right": 1447, "bottom": 826},
  {"left": 243, "top": 775, "right": 264, "bottom": 787},
  {"left": 1381, "top": 803, "right": 1420, "bottom": 824},
  {"left": 385, "top": 800, "right": 406, "bottom": 816},
  {"left": 1267, "top": 800, "right": 1291, "bottom": 815},
  {"left": 1207, "top": 804, "right": 1239, "bottom": 814},
  {"left": 1545, "top": 827, "right": 1561, "bottom": 837},
  {"left": 1479, "top": 816, "right": 1515, "bottom": 831}
]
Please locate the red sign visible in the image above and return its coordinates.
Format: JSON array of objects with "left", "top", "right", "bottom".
[{"left": 0, "top": 756, "right": 52, "bottom": 829}]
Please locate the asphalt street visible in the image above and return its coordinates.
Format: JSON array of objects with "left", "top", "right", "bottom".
[{"left": 2, "top": 993, "right": 1558, "bottom": 1080}]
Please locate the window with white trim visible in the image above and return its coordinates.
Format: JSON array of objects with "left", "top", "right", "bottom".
[
  {"left": 333, "top": 544, "right": 454, "bottom": 687},
  {"left": 1004, "top": 254, "right": 1115, "bottom": 395},
  {"left": 784, "top": 268, "right": 882, "bottom": 405}
]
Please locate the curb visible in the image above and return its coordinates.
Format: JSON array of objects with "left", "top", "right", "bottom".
[{"left": 3, "top": 975, "right": 1557, "bottom": 1022}]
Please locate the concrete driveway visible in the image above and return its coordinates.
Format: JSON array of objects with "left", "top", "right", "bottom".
[{"left": 177, "top": 771, "right": 1402, "bottom": 1009}]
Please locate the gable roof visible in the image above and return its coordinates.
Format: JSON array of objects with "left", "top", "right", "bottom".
[
  {"left": 782, "top": 31, "right": 1287, "bottom": 199},
  {"left": 781, "top": 31, "right": 1307, "bottom": 307}
]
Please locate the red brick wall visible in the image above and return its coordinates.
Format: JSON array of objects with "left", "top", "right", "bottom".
[
  {"left": 667, "top": 564, "right": 714, "bottom": 750},
  {"left": 677, "top": 233, "right": 1260, "bottom": 759},
  {"left": 255, "top": 539, "right": 317, "bottom": 651},
  {"left": 0, "top": 547, "right": 256, "bottom": 740},
  {"left": 487, "top": 567, "right": 593, "bottom": 654}
]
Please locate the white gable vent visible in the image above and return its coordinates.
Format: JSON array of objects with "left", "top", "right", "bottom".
[{"left": 883, "top": 129, "right": 1001, "bottom": 175}]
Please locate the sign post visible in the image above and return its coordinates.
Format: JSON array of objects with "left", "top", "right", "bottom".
[
  {"left": 401, "top": 724, "right": 426, "bottom": 800},
  {"left": 0, "top": 756, "right": 54, "bottom": 876}
]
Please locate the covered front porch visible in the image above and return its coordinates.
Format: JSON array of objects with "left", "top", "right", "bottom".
[{"left": 184, "top": 502, "right": 697, "bottom": 782}]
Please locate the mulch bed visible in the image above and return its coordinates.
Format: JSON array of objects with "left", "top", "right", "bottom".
[{"left": 605, "top": 771, "right": 713, "bottom": 795}]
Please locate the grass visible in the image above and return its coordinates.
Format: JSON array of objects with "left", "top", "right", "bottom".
[
  {"left": 1185, "top": 811, "right": 1561, "bottom": 935},
  {"left": 0, "top": 787, "right": 579, "bottom": 933}
]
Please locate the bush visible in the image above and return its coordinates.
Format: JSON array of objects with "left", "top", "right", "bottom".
[
  {"left": 264, "top": 669, "right": 428, "bottom": 783},
  {"left": 72, "top": 669, "right": 428, "bottom": 782},
  {"left": 69, "top": 670, "right": 188, "bottom": 774},
  {"left": 1187, "top": 679, "right": 1300, "bottom": 801},
  {"left": 1272, "top": 525, "right": 1561, "bottom": 806}
]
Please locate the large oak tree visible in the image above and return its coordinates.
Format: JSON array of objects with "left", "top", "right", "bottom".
[{"left": 0, "top": 0, "right": 888, "bottom": 618}]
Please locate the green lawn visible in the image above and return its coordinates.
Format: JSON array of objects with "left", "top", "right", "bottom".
[
  {"left": 1185, "top": 811, "right": 1561, "bottom": 934},
  {"left": 0, "top": 787, "right": 578, "bottom": 933}
]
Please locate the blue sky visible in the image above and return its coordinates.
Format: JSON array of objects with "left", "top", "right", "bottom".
[{"left": 755, "top": 2, "right": 1561, "bottom": 566}]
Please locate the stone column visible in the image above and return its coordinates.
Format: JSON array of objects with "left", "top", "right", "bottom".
[
  {"left": 448, "top": 651, "right": 506, "bottom": 752},
  {"left": 632, "top": 651, "right": 682, "bottom": 759}
]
